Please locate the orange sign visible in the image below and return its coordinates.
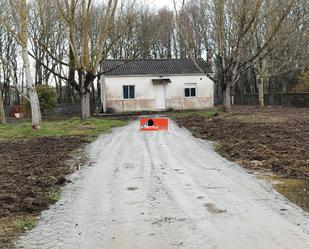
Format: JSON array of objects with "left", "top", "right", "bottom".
[{"left": 140, "top": 117, "right": 168, "bottom": 131}]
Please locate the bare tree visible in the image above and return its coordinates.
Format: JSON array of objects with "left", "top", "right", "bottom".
[
  {"left": 8, "top": 0, "right": 42, "bottom": 127},
  {"left": 210, "top": 0, "right": 294, "bottom": 112},
  {"left": 28, "top": 0, "right": 70, "bottom": 103},
  {"left": 55, "top": 0, "right": 119, "bottom": 119},
  {"left": 0, "top": 80, "right": 5, "bottom": 123},
  {"left": 156, "top": 8, "right": 174, "bottom": 58},
  {"left": 108, "top": 1, "right": 141, "bottom": 59},
  {"left": 174, "top": 0, "right": 210, "bottom": 59},
  {"left": 253, "top": 0, "right": 309, "bottom": 107}
]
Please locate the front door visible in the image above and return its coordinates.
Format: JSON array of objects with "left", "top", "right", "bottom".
[{"left": 155, "top": 84, "right": 166, "bottom": 110}]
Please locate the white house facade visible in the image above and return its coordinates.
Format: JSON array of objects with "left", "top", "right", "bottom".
[{"left": 100, "top": 59, "right": 214, "bottom": 112}]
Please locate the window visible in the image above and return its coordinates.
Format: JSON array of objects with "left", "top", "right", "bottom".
[
  {"left": 123, "top": 85, "right": 135, "bottom": 99},
  {"left": 184, "top": 84, "right": 197, "bottom": 97}
]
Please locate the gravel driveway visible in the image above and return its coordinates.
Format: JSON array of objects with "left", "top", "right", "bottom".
[{"left": 16, "top": 120, "right": 309, "bottom": 249}]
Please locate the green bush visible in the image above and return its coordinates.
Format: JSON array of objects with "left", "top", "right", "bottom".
[
  {"left": 22, "top": 85, "right": 57, "bottom": 113},
  {"left": 37, "top": 85, "right": 58, "bottom": 111}
]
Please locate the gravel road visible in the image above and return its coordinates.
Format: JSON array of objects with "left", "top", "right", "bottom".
[{"left": 16, "top": 120, "right": 309, "bottom": 249}]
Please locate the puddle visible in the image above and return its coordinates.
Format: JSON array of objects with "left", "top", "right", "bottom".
[
  {"left": 127, "top": 187, "right": 138, "bottom": 191},
  {"left": 260, "top": 175, "right": 309, "bottom": 212}
]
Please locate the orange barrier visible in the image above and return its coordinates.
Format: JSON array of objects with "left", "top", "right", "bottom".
[{"left": 140, "top": 117, "right": 168, "bottom": 131}]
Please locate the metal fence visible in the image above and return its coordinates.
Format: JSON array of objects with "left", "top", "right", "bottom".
[
  {"left": 42, "top": 103, "right": 81, "bottom": 116},
  {"left": 4, "top": 103, "right": 84, "bottom": 117},
  {"left": 234, "top": 93, "right": 309, "bottom": 107}
]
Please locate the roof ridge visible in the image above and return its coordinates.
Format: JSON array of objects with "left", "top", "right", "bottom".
[
  {"left": 101, "top": 58, "right": 212, "bottom": 75},
  {"left": 106, "top": 58, "right": 193, "bottom": 62}
]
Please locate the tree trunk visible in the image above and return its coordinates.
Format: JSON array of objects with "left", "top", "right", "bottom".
[
  {"left": 0, "top": 90, "right": 6, "bottom": 124},
  {"left": 21, "top": 46, "right": 42, "bottom": 127},
  {"left": 80, "top": 91, "right": 91, "bottom": 120},
  {"left": 222, "top": 84, "right": 232, "bottom": 112},
  {"left": 4, "top": 77, "right": 10, "bottom": 106},
  {"left": 19, "top": 0, "right": 42, "bottom": 128},
  {"left": 35, "top": 60, "right": 43, "bottom": 85},
  {"left": 67, "top": 46, "right": 76, "bottom": 104},
  {"left": 59, "top": 80, "right": 62, "bottom": 103},
  {"left": 79, "top": 70, "right": 95, "bottom": 120},
  {"left": 91, "top": 82, "right": 95, "bottom": 103},
  {"left": 258, "top": 77, "right": 264, "bottom": 108}
]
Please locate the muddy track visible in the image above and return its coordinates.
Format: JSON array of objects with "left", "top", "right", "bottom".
[{"left": 15, "top": 121, "right": 309, "bottom": 249}]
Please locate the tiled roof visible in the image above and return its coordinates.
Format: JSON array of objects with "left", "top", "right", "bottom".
[{"left": 100, "top": 59, "right": 213, "bottom": 76}]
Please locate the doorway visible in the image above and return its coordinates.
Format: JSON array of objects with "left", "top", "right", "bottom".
[{"left": 155, "top": 84, "right": 166, "bottom": 110}]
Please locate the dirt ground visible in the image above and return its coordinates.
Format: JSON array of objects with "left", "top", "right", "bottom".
[
  {"left": 173, "top": 106, "right": 309, "bottom": 180},
  {"left": 1, "top": 107, "right": 309, "bottom": 248},
  {"left": 0, "top": 137, "right": 88, "bottom": 248}
]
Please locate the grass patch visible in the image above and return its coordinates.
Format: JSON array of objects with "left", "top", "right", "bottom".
[
  {"left": 169, "top": 109, "right": 221, "bottom": 119},
  {"left": 213, "top": 143, "right": 224, "bottom": 154},
  {"left": 15, "top": 217, "right": 37, "bottom": 231},
  {"left": 49, "top": 190, "right": 61, "bottom": 202},
  {"left": 0, "top": 117, "right": 127, "bottom": 140}
]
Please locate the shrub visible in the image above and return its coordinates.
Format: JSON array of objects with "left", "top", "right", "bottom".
[
  {"left": 294, "top": 70, "right": 309, "bottom": 92},
  {"left": 22, "top": 85, "right": 58, "bottom": 113},
  {"left": 37, "top": 85, "right": 58, "bottom": 111}
]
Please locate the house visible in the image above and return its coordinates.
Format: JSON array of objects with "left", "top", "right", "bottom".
[{"left": 100, "top": 59, "right": 214, "bottom": 112}]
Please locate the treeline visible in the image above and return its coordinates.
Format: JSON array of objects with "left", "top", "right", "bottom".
[{"left": 0, "top": 0, "right": 308, "bottom": 118}]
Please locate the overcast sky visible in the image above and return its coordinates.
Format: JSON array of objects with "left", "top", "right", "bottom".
[{"left": 144, "top": 0, "right": 174, "bottom": 9}]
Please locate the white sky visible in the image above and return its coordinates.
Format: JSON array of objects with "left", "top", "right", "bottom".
[{"left": 143, "top": 0, "right": 174, "bottom": 9}]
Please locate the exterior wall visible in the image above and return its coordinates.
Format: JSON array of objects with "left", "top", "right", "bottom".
[{"left": 102, "top": 74, "right": 214, "bottom": 112}]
